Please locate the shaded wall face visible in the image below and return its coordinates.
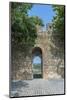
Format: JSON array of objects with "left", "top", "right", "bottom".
[
  {"left": 11, "top": 44, "right": 33, "bottom": 80},
  {"left": 11, "top": 45, "right": 44, "bottom": 80}
]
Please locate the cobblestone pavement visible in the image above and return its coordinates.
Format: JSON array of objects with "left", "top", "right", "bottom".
[{"left": 10, "top": 79, "right": 64, "bottom": 97}]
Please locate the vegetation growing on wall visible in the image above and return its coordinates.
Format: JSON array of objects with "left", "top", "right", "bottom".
[{"left": 51, "top": 5, "right": 65, "bottom": 58}]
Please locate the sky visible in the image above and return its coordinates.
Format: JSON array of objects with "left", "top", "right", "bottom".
[
  {"left": 33, "top": 56, "right": 41, "bottom": 64},
  {"left": 28, "top": 4, "right": 55, "bottom": 29}
]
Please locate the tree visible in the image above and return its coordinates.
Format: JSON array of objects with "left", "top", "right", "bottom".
[
  {"left": 51, "top": 5, "right": 65, "bottom": 58},
  {"left": 11, "top": 2, "right": 44, "bottom": 45},
  {"left": 30, "top": 16, "right": 44, "bottom": 26},
  {"left": 50, "top": 5, "right": 65, "bottom": 73}
]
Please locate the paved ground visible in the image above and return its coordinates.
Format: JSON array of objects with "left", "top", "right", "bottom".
[{"left": 10, "top": 79, "right": 64, "bottom": 97}]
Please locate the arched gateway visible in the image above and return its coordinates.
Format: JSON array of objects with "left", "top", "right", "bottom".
[{"left": 32, "top": 47, "right": 43, "bottom": 78}]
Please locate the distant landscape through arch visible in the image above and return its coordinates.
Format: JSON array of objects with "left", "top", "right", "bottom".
[{"left": 32, "top": 47, "right": 43, "bottom": 78}]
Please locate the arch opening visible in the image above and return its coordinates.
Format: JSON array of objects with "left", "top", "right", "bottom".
[{"left": 32, "top": 47, "right": 43, "bottom": 78}]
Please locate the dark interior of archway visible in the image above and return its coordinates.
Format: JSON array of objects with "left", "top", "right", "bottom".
[{"left": 32, "top": 47, "right": 42, "bottom": 78}]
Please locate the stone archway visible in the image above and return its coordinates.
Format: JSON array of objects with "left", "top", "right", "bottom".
[{"left": 32, "top": 47, "right": 43, "bottom": 78}]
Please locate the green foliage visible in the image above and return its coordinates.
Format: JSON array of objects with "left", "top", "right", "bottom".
[
  {"left": 11, "top": 2, "right": 44, "bottom": 45},
  {"left": 52, "top": 5, "right": 65, "bottom": 57},
  {"left": 30, "top": 16, "right": 44, "bottom": 26},
  {"left": 33, "top": 64, "right": 41, "bottom": 69}
]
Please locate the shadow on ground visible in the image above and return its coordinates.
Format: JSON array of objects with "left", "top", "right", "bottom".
[
  {"left": 10, "top": 80, "right": 29, "bottom": 97},
  {"left": 11, "top": 80, "right": 29, "bottom": 91}
]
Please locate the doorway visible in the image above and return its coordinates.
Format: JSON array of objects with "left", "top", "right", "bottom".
[{"left": 32, "top": 47, "right": 43, "bottom": 78}]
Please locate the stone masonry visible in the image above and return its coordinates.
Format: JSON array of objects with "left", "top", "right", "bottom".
[{"left": 11, "top": 24, "right": 64, "bottom": 80}]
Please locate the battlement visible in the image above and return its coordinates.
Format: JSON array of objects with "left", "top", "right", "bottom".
[{"left": 36, "top": 23, "right": 52, "bottom": 36}]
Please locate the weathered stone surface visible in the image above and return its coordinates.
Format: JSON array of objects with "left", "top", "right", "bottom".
[{"left": 11, "top": 25, "right": 64, "bottom": 80}]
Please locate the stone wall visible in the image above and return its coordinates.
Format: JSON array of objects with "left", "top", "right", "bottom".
[
  {"left": 11, "top": 26, "right": 64, "bottom": 80},
  {"left": 11, "top": 44, "right": 33, "bottom": 80}
]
